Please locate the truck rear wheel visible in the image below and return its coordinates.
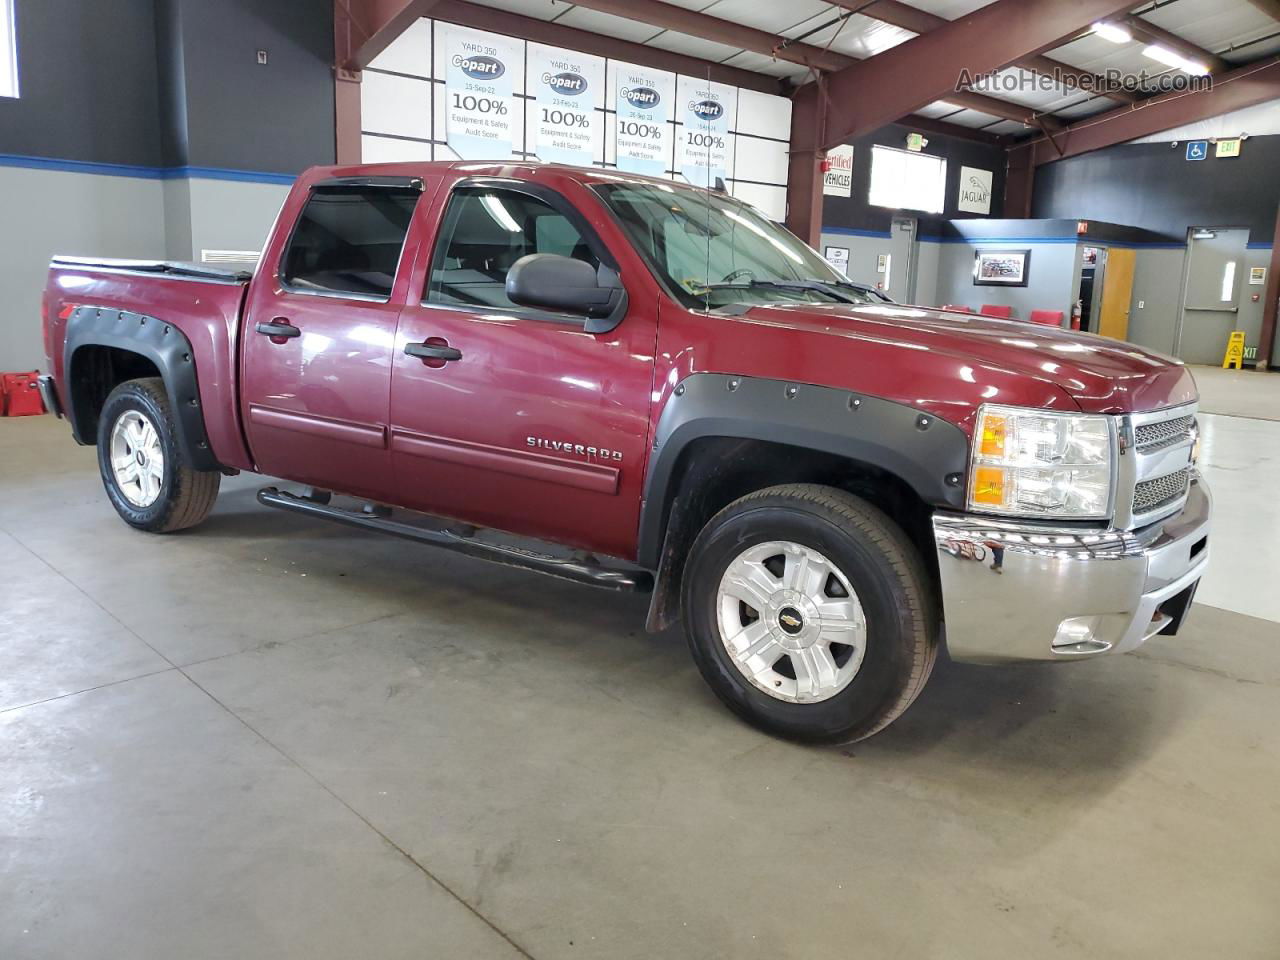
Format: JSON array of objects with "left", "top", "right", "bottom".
[
  {"left": 96, "top": 377, "right": 220, "bottom": 533},
  {"left": 681, "top": 484, "right": 937, "bottom": 744}
]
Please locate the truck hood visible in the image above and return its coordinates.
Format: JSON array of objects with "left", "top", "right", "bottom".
[{"left": 731, "top": 301, "right": 1197, "bottom": 414}]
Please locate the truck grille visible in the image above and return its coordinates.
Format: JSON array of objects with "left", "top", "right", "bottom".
[
  {"left": 1134, "top": 415, "right": 1194, "bottom": 453},
  {"left": 1114, "top": 403, "right": 1197, "bottom": 529},
  {"left": 1133, "top": 467, "right": 1192, "bottom": 514}
]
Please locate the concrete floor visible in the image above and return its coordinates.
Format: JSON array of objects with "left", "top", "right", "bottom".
[
  {"left": 3, "top": 410, "right": 1280, "bottom": 960},
  {"left": 1189, "top": 364, "right": 1280, "bottom": 421}
]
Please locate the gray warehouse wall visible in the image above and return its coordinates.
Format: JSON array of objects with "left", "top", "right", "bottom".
[
  {"left": 933, "top": 241, "right": 1081, "bottom": 321},
  {"left": 0, "top": 0, "right": 332, "bottom": 372},
  {"left": 0, "top": 169, "right": 168, "bottom": 371},
  {"left": 1127, "top": 248, "right": 1186, "bottom": 357}
]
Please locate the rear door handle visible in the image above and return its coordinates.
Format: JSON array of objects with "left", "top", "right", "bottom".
[
  {"left": 256, "top": 319, "right": 301, "bottom": 340},
  {"left": 404, "top": 341, "right": 462, "bottom": 362}
]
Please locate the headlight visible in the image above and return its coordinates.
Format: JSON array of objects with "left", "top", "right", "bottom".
[{"left": 968, "top": 404, "right": 1114, "bottom": 519}]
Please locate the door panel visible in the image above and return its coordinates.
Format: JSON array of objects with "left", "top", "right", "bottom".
[
  {"left": 390, "top": 305, "right": 654, "bottom": 559},
  {"left": 1177, "top": 228, "right": 1248, "bottom": 365},
  {"left": 389, "top": 181, "right": 656, "bottom": 560},
  {"left": 241, "top": 291, "right": 400, "bottom": 500},
  {"left": 1097, "top": 247, "right": 1135, "bottom": 340},
  {"left": 240, "top": 181, "right": 423, "bottom": 500}
]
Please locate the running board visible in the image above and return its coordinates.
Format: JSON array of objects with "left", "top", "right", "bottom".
[{"left": 257, "top": 487, "right": 653, "bottom": 593}]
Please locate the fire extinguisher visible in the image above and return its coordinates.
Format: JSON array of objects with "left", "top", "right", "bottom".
[{"left": 1071, "top": 299, "right": 1083, "bottom": 331}]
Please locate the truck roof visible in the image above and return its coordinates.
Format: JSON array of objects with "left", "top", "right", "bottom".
[{"left": 301, "top": 160, "right": 740, "bottom": 197}]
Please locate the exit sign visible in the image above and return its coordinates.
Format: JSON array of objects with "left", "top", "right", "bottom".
[{"left": 1216, "top": 138, "right": 1242, "bottom": 158}]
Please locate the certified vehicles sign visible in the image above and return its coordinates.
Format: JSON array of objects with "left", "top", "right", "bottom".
[
  {"left": 442, "top": 25, "right": 519, "bottom": 161},
  {"left": 528, "top": 44, "right": 603, "bottom": 167}
]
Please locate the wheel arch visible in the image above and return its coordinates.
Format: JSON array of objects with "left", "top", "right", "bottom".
[
  {"left": 64, "top": 306, "right": 220, "bottom": 471},
  {"left": 639, "top": 374, "right": 970, "bottom": 632}
]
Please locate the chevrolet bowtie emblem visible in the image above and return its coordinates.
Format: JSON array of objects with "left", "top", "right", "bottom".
[{"left": 780, "top": 613, "right": 802, "bottom": 628}]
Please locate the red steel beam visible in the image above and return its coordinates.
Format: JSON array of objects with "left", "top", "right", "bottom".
[
  {"left": 848, "top": 0, "right": 1138, "bottom": 103},
  {"left": 336, "top": 0, "right": 445, "bottom": 70},
  {"left": 805, "top": 0, "right": 1137, "bottom": 151},
  {"left": 1122, "top": 14, "right": 1229, "bottom": 74},
  {"left": 547, "top": 0, "right": 851, "bottom": 73},
  {"left": 1245, "top": 0, "right": 1280, "bottom": 22},
  {"left": 432, "top": 0, "right": 783, "bottom": 93},
  {"left": 1012, "top": 56, "right": 1280, "bottom": 166}
]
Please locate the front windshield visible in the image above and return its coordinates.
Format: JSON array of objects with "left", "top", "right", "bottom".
[{"left": 594, "top": 182, "right": 879, "bottom": 310}]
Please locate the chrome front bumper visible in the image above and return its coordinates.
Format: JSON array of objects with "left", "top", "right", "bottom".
[{"left": 933, "top": 477, "right": 1211, "bottom": 663}]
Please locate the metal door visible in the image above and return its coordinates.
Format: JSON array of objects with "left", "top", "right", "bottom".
[
  {"left": 1177, "top": 228, "right": 1248, "bottom": 364},
  {"left": 887, "top": 217, "right": 916, "bottom": 302}
]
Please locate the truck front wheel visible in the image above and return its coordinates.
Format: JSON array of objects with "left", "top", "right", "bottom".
[
  {"left": 96, "top": 377, "right": 220, "bottom": 533},
  {"left": 681, "top": 484, "right": 937, "bottom": 744}
]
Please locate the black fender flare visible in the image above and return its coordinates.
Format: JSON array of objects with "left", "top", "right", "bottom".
[
  {"left": 636, "top": 373, "right": 970, "bottom": 569},
  {"left": 64, "top": 306, "right": 220, "bottom": 472}
]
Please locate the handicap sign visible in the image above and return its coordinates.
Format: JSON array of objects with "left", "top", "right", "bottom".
[{"left": 1186, "top": 140, "right": 1209, "bottom": 161}]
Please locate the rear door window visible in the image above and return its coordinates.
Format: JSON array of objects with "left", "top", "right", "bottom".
[
  {"left": 426, "top": 187, "right": 599, "bottom": 309},
  {"left": 281, "top": 184, "right": 420, "bottom": 299}
]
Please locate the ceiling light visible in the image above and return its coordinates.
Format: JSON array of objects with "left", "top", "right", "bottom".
[
  {"left": 1092, "top": 21, "right": 1131, "bottom": 44},
  {"left": 1142, "top": 44, "right": 1210, "bottom": 75}
]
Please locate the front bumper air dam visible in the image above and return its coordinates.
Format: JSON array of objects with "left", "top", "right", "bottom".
[{"left": 933, "top": 477, "right": 1211, "bottom": 663}]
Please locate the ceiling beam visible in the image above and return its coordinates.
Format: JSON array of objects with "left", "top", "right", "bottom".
[
  {"left": 802, "top": 0, "right": 1136, "bottom": 151},
  {"left": 1013, "top": 55, "right": 1280, "bottom": 165},
  {"left": 1244, "top": 0, "right": 1280, "bottom": 22},
  {"left": 899, "top": 113, "right": 1011, "bottom": 146},
  {"left": 543, "top": 0, "right": 852, "bottom": 73},
  {"left": 1122, "top": 14, "right": 1230, "bottom": 74},
  {"left": 431, "top": 0, "right": 784, "bottom": 93},
  {"left": 847, "top": 0, "right": 1139, "bottom": 103},
  {"left": 946, "top": 90, "right": 1066, "bottom": 131},
  {"left": 335, "top": 0, "right": 444, "bottom": 70}
]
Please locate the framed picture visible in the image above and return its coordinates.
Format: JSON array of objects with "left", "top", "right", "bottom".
[{"left": 973, "top": 249, "right": 1030, "bottom": 287}]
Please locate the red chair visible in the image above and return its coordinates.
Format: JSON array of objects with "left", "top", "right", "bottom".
[
  {"left": 979, "top": 304, "right": 1013, "bottom": 318},
  {"left": 940, "top": 304, "right": 972, "bottom": 313},
  {"left": 1029, "top": 309, "right": 1064, "bottom": 327}
]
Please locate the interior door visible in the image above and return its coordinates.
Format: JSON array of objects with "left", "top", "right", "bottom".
[
  {"left": 240, "top": 179, "right": 422, "bottom": 501},
  {"left": 1096, "top": 246, "right": 1135, "bottom": 340},
  {"left": 1177, "top": 227, "right": 1248, "bottom": 364},
  {"left": 388, "top": 181, "right": 656, "bottom": 560},
  {"left": 887, "top": 217, "right": 916, "bottom": 302}
]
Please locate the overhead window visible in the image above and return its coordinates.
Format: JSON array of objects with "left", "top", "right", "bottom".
[
  {"left": 0, "top": 0, "right": 17, "bottom": 99},
  {"left": 868, "top": 145, "right": 946, "bottom": 214},
  {"left": 280, "top": 184, "right": 420, "bottom": 299}
]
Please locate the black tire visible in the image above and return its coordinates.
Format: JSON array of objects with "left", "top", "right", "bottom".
[
  {"left": 681, "top": 483, "right": 937, "bottom": 744},
  {"left": 96, "top": 377, "right": 220, "bottom": 533}
]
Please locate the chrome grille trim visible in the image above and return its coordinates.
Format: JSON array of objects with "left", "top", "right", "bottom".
[
  {"left": 1134, "top": 414, "right": 1194, "bottom": 453},
  {"left": 1113, "top": 402, "right": 1198, "bottom": 531},
  {"left": 1134, "top": 467, "right": 1193, "bottom": 513}
]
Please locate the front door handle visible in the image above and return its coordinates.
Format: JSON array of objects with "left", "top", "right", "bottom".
[
  {"left": 404, "top": 341, "right": 462, "bottom": 363},
  {"left": 255, "top": 319, "right": 301, "bottom": 340}
]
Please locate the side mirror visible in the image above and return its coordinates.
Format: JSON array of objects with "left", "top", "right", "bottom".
[{"left": 506, "top": 254, "right": 625, "bottom": 331}]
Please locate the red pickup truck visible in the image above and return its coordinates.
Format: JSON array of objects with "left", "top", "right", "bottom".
[{"left": 39, "top": 161, "right": 1210, "bottom": 743}]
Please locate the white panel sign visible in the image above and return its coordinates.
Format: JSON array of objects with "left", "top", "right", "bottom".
[
  {"left": 528, "top": 44, "right": 604, "bottom": 167},
  {"left": 679, "top": 78, "right": 735, "bottom": 188},
  {"left": 614, "top": 63, "right": 673, "bottom": 177},
  {"left": 824, "top": 245, "right": 850, "bottom": 275},
  {"left": 958, "top": 165, "right": 994, "bottom": 215},
  {"left": 823, "top": 144, "right": 854, "bottom": 197},
  {"left": 441, "top": 25, "right": 520, "bottom": 160}
]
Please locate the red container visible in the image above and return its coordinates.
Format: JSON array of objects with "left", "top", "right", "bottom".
[{"left": 1, "top": 372, "right": 46, "bottom": 417}]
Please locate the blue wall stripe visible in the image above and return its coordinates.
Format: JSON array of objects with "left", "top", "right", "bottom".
[
  {"left": 822, "top": 226, "right": 892, "bottom": 240},
  {"left": 1247, "top": 241, "right": 1274, "bottom": 250},
  {"left": 0, "top": 153, "right": 296, "bottom": 185}
]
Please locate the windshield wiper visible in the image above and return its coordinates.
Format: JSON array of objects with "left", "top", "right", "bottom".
[{"left": 700, "top": 279, "right": 862, "bottom": 304}]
